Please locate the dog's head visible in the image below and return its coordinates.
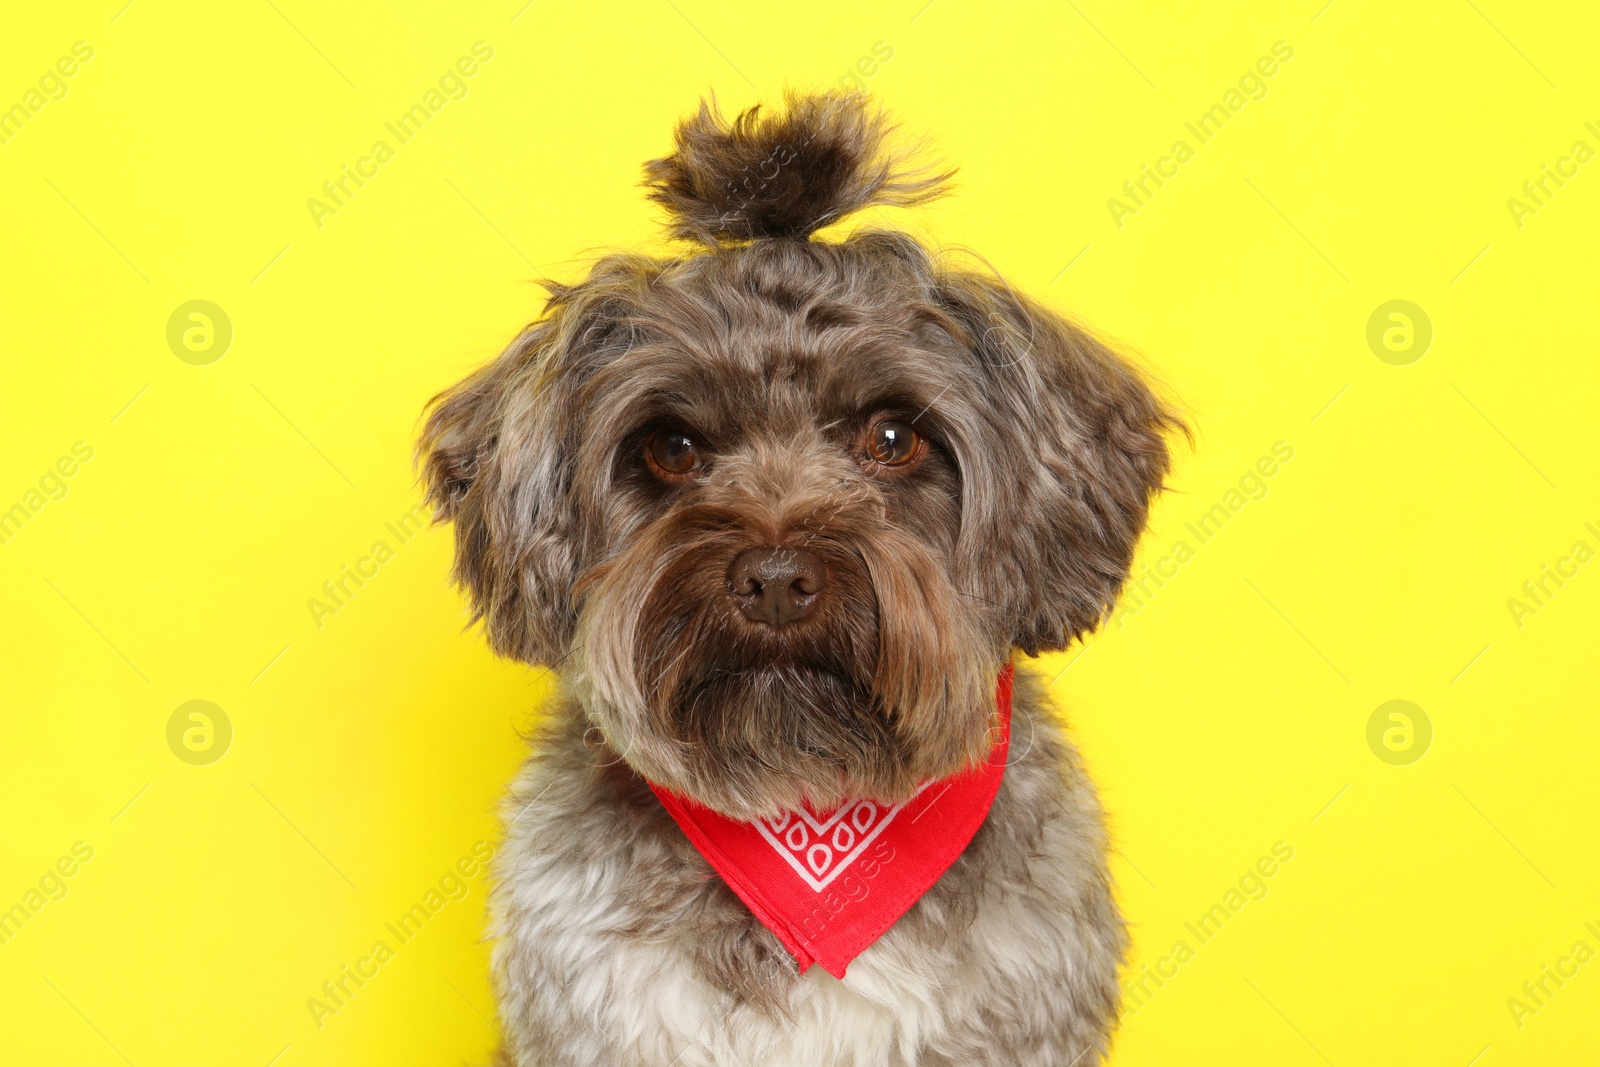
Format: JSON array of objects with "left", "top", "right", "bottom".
[{"left": 420, "top": 93, "right": 1182, "bottom": 819}]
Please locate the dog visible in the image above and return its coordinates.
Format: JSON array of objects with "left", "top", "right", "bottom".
[{"left": 419, "top": 92, "right": 1181, "bottom": 1066}]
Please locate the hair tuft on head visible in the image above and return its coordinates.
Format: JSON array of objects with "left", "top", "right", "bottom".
[{"left": 643, "top": 91, "right": 953, "bottom": 245}]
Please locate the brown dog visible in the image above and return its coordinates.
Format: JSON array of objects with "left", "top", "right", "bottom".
[{"left": 420, "top": 91, "right": 1180, "bottom": 1066}]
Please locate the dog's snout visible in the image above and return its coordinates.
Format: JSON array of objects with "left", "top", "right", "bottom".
[{"left": 728, "top": 547, "right": 825, "bottom": 628}]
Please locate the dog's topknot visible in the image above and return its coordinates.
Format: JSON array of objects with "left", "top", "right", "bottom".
[{"left": 643, "top": 91, "right": 953, "bottom": 245}]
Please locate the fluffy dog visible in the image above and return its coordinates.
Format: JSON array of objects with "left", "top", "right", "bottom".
[{"left": 419, "top": 92, "right": 1181, "bottom": 1066}]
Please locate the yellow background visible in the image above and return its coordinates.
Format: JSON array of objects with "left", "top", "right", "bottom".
[{"left": 3, "top": 1, "right": 1597, "bottom": 1063}]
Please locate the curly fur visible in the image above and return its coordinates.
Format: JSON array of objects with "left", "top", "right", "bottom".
[
  {"left": 491, "top": 671, "right": 1125, "bottom": 1066},
  {"left": 643, "top": 91, "right": 953, "bottom": 245},
  {"left": 419, "top": 91, "right": 1183, "bottom": 1065}
]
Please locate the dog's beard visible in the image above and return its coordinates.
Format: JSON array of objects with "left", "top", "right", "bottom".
[{"left": 570, "top": 502, "right": 1002, "bottom": 821}]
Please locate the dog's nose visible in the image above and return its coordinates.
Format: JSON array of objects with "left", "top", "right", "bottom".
[{"left": 728, "top": 546, "right": 826, "bottom": 628}]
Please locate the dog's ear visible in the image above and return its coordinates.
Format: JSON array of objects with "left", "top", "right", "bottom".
[
  {"left": 417, "top": 326, "right": 562, "bottom": 664},
  {"left": 417, "top": 270, "right": 641, "bottom": 665},
  {"left": 935, "top": 270, "right": 1185, "bottom": 654}
]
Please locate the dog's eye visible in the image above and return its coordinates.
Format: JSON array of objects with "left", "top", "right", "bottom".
[
  {"left": 646, "top": 430, "right": 700, "bottom": 479},
  {"left": 866, "top": 419, "right": 921, "bottom": 467}
]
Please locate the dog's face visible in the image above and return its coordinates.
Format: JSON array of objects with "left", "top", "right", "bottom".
[{"left": 420, "top": 95, "right": 1179, "bottom": 820}]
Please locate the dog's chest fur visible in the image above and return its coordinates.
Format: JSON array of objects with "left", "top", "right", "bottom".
[{"left": 490, "top": 672, "right": 1125, "bottom": 1066}]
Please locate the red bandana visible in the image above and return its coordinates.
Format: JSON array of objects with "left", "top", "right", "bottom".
[{"left": 649, "top": 665, "right": 1013, "bottom": 978}]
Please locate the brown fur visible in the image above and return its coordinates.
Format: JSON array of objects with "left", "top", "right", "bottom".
[
  {"left": 419, "top": 91, "right": 1183, "bottom": 1064},
  {"left": 643, "top": 91, "right": 953, "bottom": 244}
]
